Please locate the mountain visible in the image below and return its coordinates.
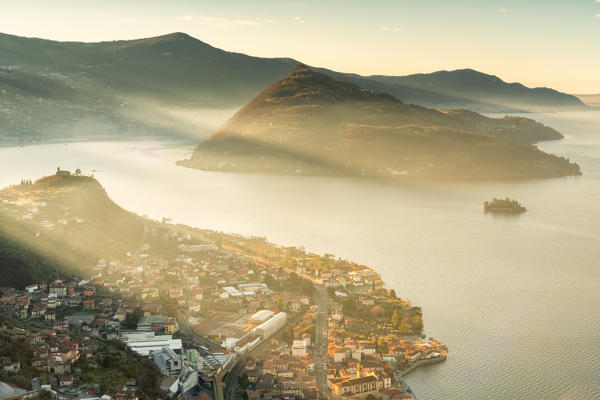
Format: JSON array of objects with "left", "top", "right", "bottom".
[
  {"left": 0, "top": 32, "right": 586, "bottom": 144},
  {"left": 0, "top": 173, "right": 145, "bottom": 288},
  {"left": 361, "top": 69, "right": 586, "bottom": 112},
  {"left": 575, "top": 94, "right": 600, "bottom": 108},
  {"left": 179, "top": 66, "right": 581, "bottom": 179}
]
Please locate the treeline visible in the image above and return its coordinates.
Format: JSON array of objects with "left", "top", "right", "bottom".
[
  {"left": 0, "top": 223, "right": 65, "bottom": 288},
  {"left": 341, "top": 295, "right": 424, "bottom": 334},
  {"left": 264, "top": 272, "right": 316, "bottom": 296}
]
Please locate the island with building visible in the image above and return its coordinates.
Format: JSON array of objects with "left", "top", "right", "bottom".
[
  {"left": 0, "top": 172, "right": 446, "bottom": 400},
  {"left": 483, "top": 197, "right": 527, "bottom": 213}
]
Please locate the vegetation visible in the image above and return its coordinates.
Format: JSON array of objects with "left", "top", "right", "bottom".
[
  {"left": 264, "top": 272, "right": 316, "bottom": 297},
  {"left": 341, "top": 295, "right": 423, "bottom": 336},
  {"left": 122, "top": 307, "right": 144, "bottom": 329},
  {"left": 484, "top": 197, "right": 527, "bottom": 213},
  {"left": 0, "top": 175, "right": 145, "bottom": 288},
  {"left": 1, "top": 32, "right": 583, "bottom": 146},
  {"left": 182, "top": 66, "right": 582, "bottom": 179},
  {"left": 75, "top": 339, "right": 163, "bottom": 397}
]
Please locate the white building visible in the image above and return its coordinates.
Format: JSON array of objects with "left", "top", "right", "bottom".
[
  {"left": 222, "top": 286, "right": 243, "bottom": 298},
  {"left": 148, "top": 346, "right": 182, "bottom": 376},
  {"left": 253, "top": 312, "right": 287, "bottom": 339},
  {"left": 249, "top": 309, "right": 275, "bottom": 324},
  {"left": 121, "top": 332, "right": 182, "bottom": 356},
  {"left": 292, "top": 340, "right": 307, "bottom": 357}
]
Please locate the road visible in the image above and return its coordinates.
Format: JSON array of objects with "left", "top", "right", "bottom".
[
  {"left": 313, "top": 285, "right": 330, "bottom": 397},
  {"left": 224, "top": 355, "right": 246, "bottom": 400}
]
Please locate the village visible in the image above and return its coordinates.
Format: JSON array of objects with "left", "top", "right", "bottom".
[{"left": 0, "top": 172, "right": 447, "bottom": 400}]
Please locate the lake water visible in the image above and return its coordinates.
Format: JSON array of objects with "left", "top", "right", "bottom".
[{"left": 1, "top": 111, "right": 599, "bottom": 399}]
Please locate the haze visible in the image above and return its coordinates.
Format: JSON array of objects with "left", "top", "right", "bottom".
[{"left": 2, "top": 0, "right": 600, "bottom": 94}]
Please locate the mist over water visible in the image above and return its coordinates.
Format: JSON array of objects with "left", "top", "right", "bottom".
[{"left": 0, "top": 112, "right": 599, "bottom": 399}]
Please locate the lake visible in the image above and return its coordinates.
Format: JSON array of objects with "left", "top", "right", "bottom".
[{"left": 0, "top": 111, "right": 599, "bottom": 399}]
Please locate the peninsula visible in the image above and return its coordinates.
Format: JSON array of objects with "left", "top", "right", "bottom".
[{"left": 0, "top": 172, "right": 443, "bottom": 400}]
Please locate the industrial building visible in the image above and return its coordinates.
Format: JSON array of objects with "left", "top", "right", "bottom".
[
  {"left": 252, "top": 312, "right": 287, "bottom": 338},
  {"left": 249, "top": 309, "right": 275, "bottom": 323},
  {"left": 121, "top": 331, "right": 183, "bottom": 356}
]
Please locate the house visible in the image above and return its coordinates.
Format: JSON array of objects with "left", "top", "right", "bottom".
[
  {"left": 302, "top": 333, "right": 311, "bottom": 347},
  {"left": 25, "top": 284, "right": 39, "bottom": 293},
  {"left": 406, "top": 350, "right": 421, "bottom": 363},
  {"left": 164, "top": 318, "right": 178, "bottom": 334},
  {"left": 59, "top": 374, "right": 74, "bottom": 388},
  {"left": 52, "top": 321, "right": 69, "bottom": 331},
  {"left": 330, "top": 374, "right": 378, "bottom": 400},
  {"left": 333, "top": 348, "right": 347, "bottom": 363},
  {"left": 31, "top": 305, "right": 46, "bottom": 318},
  {"left": 83, "top": 299, "right": 95, "bottom": 310},
  {"left": 49, "top": 281, "right": 67, "bottom": 297},
  {"left": 56, "top": 168, "right": 71, "bottom": 177},
  {"left": 360, "top": 343, "right": 377, "bottom": 355},
  {"left": 137, "top": 315, "right": 168, "bottom": 332},
  {"left": 292, "top": 340, "right": 307, "bottom": 357},
  {"left": 0, "top": 358, "right": 20, "bottom": 374}
]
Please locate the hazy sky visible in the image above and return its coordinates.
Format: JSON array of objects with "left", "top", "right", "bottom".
[{"left": 2, "top": 0, "right": 599, "bottom": 93}]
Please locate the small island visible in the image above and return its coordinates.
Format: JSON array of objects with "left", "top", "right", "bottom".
[{"left": 484, "top": 197, "right": 527, "bottom": 213}]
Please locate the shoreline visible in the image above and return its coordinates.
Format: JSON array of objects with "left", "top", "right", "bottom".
[{"left": 399, "top": 355, "right": 448, "bottom": 378}]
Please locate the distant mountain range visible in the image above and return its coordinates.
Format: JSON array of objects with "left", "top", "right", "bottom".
[
  {"left": 327, "top": 69, "right": 586, "bottom": 113},
  {"left": 0, "top": 32, "right": 587, "bottom": 144},
  {"left": 179, "top": 66, "right": 581, "bottom": 179},
  {"left": 575, "top": 94, "right": 600, "bottom": 108}
]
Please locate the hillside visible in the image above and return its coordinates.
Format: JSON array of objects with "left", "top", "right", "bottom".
[
  {"left": 575, "top": 94, "right": 600, "bottom": 108},
  {"left": 0, "top": 173, "right": 145, "bottom": 288},
  {"left": 179, "top": 66, "right": 581, "bottom": 179},
  {"left": 0, "top": 32, "right": 587, "bottom": 144},
  {"left": 361, "top": 69, "right": 586, "bottom": 112}
]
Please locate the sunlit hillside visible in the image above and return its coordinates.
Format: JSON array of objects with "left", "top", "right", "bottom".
[{"left": 181, "top": 66, "right": 581, "bottom": 178}]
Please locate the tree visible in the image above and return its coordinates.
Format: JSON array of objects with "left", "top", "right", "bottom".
[
  {"left": 398, "top": 318, "right": 411, "bottom": 334},
  {"left": 123, "top": 307, "right": 143, "bottom": 329},
  {"left": 388, "top": 289, "right": 397, "bottom": 299},
  {"left": 75, "top": 168, "right": 82, "bottom": 176},
  {"left": 412, "top": 315, "right": 423, "bottom": 332},
  {"left": 391, "top": 309, "right": 401, "bottom": 327},
  {"left": 372, "top": 305, "right": 385, "bottom": 317}
]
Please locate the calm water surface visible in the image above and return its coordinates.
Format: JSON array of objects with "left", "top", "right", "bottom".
[{"left": 0, "top": 112, "right": 599, "bottom": 399}]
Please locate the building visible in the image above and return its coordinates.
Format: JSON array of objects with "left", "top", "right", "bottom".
[
  {"left": 330, "top": 375, "right": 378, "bottom": 400},
  {"left": 82, "top": 299, "right": 95, "bottom": 310},
  {"left": 121, "top": 331, "right": 183, "bottom": 356},
  {"left": 333, "top": 348, "right": 347, "bottom": 363},
  {"left": 148, "top": 346, "right": 182, "bottom": 376},
  {"left": 49, "top": 281, "right": 67, "bottom": 297},
  {"left": 292, "top": 340, "right": 307, "bottom": 357},
  {"left": 164, "top": 317, "right": 178, "bottom": 334},
  {"left": 56, "top": 168, "right": 71, "bottom": 177},
  {"left": 253, "top": 312, "right": 287, "bottom": 339},
  {"left": 137, "top": 315, "right": 169, "bottom": 332},
  {"left": 178, "top": 369, "right": 198, "bottom": 393},
  {"left": 249, "top": 309, "right": 275, "bottom": 324}
]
